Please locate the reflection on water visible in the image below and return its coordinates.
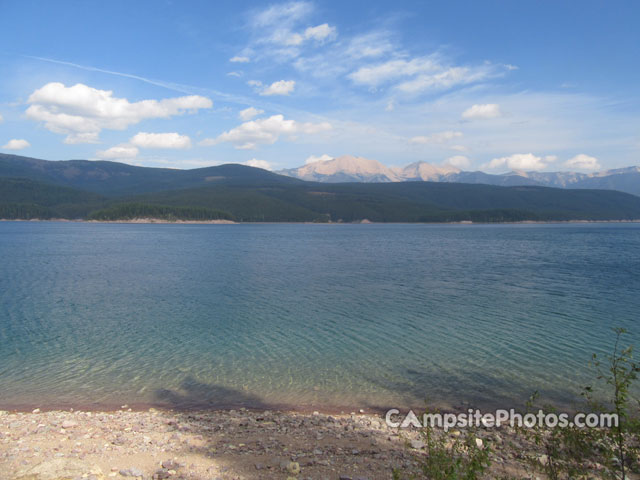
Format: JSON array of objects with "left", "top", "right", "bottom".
[{"left": 0, "top": 222, "right": 638, "bottom": 411}]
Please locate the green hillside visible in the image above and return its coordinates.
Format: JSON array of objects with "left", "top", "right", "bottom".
[
  {"left": 0, "top": 153, "right": 301, "bottom": 196},
  {"left": 0, "top": 178, "right": 106, "bottom": 219},
  {"left": 127, "top": 182, "right": 640, "bottom": 222},
  {"left": 2, "top": 155, "right": 640, "bottom": 222}
]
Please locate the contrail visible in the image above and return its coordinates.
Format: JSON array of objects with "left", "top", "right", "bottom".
[
  {"left": 16, "top": 53, "right": 339, "bottom": 132},
  {"left": 23, "top": 55, "right": 249, "bottom": 102},
  {"left": 20, "top": 54, "right": 331, "bottom": 122}
]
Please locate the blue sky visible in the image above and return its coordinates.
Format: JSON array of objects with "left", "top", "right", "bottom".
[{"left": 0, "top": 0, "right": 638, "bottom": 172}]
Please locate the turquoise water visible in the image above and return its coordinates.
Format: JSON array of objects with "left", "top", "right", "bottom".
[{"left": 0, "top": 222, "right": 638, "bottom": 412}]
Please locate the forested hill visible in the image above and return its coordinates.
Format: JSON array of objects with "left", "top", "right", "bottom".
[
  {"left": 0, "top": 153, "right": 301, "bottom": 196},
  {"left": 1, "top": 154, "right": 640, "bottom": 222}
]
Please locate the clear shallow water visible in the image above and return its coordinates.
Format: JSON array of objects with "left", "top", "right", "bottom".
[{"left": 0, "top": 222, "right": 638, "bottom": 412}]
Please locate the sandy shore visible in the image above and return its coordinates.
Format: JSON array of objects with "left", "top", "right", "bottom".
[{"left": 1, "top": 406, "right": 613, "bottom": 480}]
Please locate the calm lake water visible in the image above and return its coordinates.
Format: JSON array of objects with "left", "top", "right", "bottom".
[{"left": 0, "top": 222, "right": 638, "bottom": 412}]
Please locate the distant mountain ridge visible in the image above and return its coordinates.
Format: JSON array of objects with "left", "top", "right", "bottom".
[
  {"left": 279, "top": 155, "right": 640, "bottom": 196},
  {"left": 2, "top": 153, "right": 640, "bottom": 222},
  {"left": 0, "top": 153, "right": 301, "bottom": 196}
]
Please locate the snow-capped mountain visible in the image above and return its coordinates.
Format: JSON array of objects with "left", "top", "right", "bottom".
[{"left": 278, "top": 157, "right": 640, "bottom": 196}]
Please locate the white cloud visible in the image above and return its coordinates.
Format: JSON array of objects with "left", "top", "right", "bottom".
[
  {"left": 239, "top": 107, "right": 265, "bottom": 121},
  {"left": 410, "top": 130, "right": 463, "bottom": 145},
  {"left": 0, "top": 113, "right": 3, "bottom": 123},
  {"left": 244, "top": 158, "right": 273, "bottom": 170},
  {"left": 203, "top": 114, "right": 332, "bottom": 150},
  {"left": 444, "top": 155, "right": 471, "bottom": 169},
  {"left": 396, "top": 66, "right": 493, "bottom": 94},
  {"left": 271, "top": 24, "right": 336, "bottom": 46},
  {"left": 230, "top": 56, "right": 250, "bottom": 63},
  {"left": 564, "top": 154, "right": 601, "bottom": 171},
  {"left": 250, "top": 1, "right": 337, "bottom": 51},
  {"left": 2, "top": 139, "right": 30, "bottom": 150},
  {"left": 251, "top": 1, "right": 313, "bottom": 28},
  {"left": 247, "top": 80, "right": 263, "bottom": 87},
  {"left": 227, "top": 71, "right": 243, "bottom": 78},
  {"left": 349, "top": 56, "right": 496, "bottom": 94},
  {"left": 305, "top": 153, "right": 333, "bottom": 164},
  {"left": 25, "top": 82, "right": 212, "bottom": 144},
  {"left": 250, "top": 1, "right": 335, "bottom": 48},
  {"left": 130, "top": 132, "right": 192, "bottom": 149},
  {"left": 96, "top": 145, "right": 139, "bottom": 159},
  {"left": 303, "top": 23, "right": 336, "bottom": 42},
  {"left": 462, "top": 103, "right": 502, "bottom": 120},
  {"left": 64, "top": 133, "right": 100, "bottom": 144},
  {"left": 345, "top": 31, "right": 394, "bottom": 59},
  {"left": 485, "top": 153, "right": 557, "bottom": 171},
  {"left": 260, "top": 80, "right": 296, "bottom": 96},
  {"left": 349, "top": 57, "right": 440, "bottom": 87}
]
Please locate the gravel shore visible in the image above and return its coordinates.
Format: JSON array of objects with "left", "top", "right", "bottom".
[
  {"left": 1, "top": 407, "right": 419, "bottom": 480},
  {"left": 0, "top": 406, "right": 605, "bottom": 480}
]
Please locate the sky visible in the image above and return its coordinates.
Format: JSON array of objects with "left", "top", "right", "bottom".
[{"left": 0, "top": 0, "right": 639, "bottom": 173}]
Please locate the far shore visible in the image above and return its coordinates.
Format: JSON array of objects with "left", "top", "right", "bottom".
[{"left": 1, "top": 217, "right": 640, "bottom": 225}]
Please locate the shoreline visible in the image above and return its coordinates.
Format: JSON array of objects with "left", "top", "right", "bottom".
[
  {"left": 1, "top": 217, "right": 640, "bottom": 225},
  {"left": 0, "top": 407, "right": 543, "bottom": 480},
  {"left": 1, "top": 406, "right": 624, "bottom": 479}
]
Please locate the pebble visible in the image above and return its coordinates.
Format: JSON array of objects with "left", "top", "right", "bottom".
[
  {"left": 62, "top": 420, "right": 78, "bottom": 429},
  {"left": 410, "top": 439, "right": 425, "bottom": 449},
  {"left": 120, "top": 467, "right": 144, "bottom": 477}
]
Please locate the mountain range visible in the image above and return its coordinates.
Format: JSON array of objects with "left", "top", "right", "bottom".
[
  {"left": 279, "top": 155, "right": 640, "bottom": 196},
  {"left": 1, "top": 153, "right": 640, "bottom": 223}
]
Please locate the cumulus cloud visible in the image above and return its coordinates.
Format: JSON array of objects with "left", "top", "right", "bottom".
[
  {"left": 239, "top": 107, "right": 265, "bottom": 121},
  {"left": 244, "top": 158, "right": 273, "bottom": 170},
  {"left": 444, "top": 155, "right": 471, "bottom": 169},
  {"left": 202, "top": 114, "right": 331, "bottom": 150},
  {"left": 96, "top": 145, "right": 139, "bottom": 159},
  {"left": 2, "top": 139, "right": 30, "bottom": 150},
  {"left": 305, "top": 153, "right": 333, "bottom": 164},
  {"left": 462, "top": 103, "right": 502, "bottom": 120},
  {"left": 230, "top": 56, "right": 250, "bottom": 63},
  {"left": 564, "top": 154, "right": 601, "bottom": 171},
  {"left": 410, "top": 131, "right": 463, "bottom": 145},
  {"left": 260, "top": 80, "right": 296, "bottom": 96},
  {"left": 130, "top": 132, "right": 192, "bottom": 149},
  {"left": 485, "top": 153, "right": 557, "bottom": 171},
  {"left": 25, "top": 82, "right": 212, "bottom": 144}
]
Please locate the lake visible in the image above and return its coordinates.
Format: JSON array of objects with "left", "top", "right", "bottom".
[{"left": 0, "top": 222, "right": 638, "bottom": 412}]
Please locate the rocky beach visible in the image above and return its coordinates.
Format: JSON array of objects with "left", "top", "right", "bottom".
[
  {"left": 2, "top": 406, "right": 624, "bottom": 480},
  {"left": 0, "top": 406, "right": 535, "bottom": 480}
]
